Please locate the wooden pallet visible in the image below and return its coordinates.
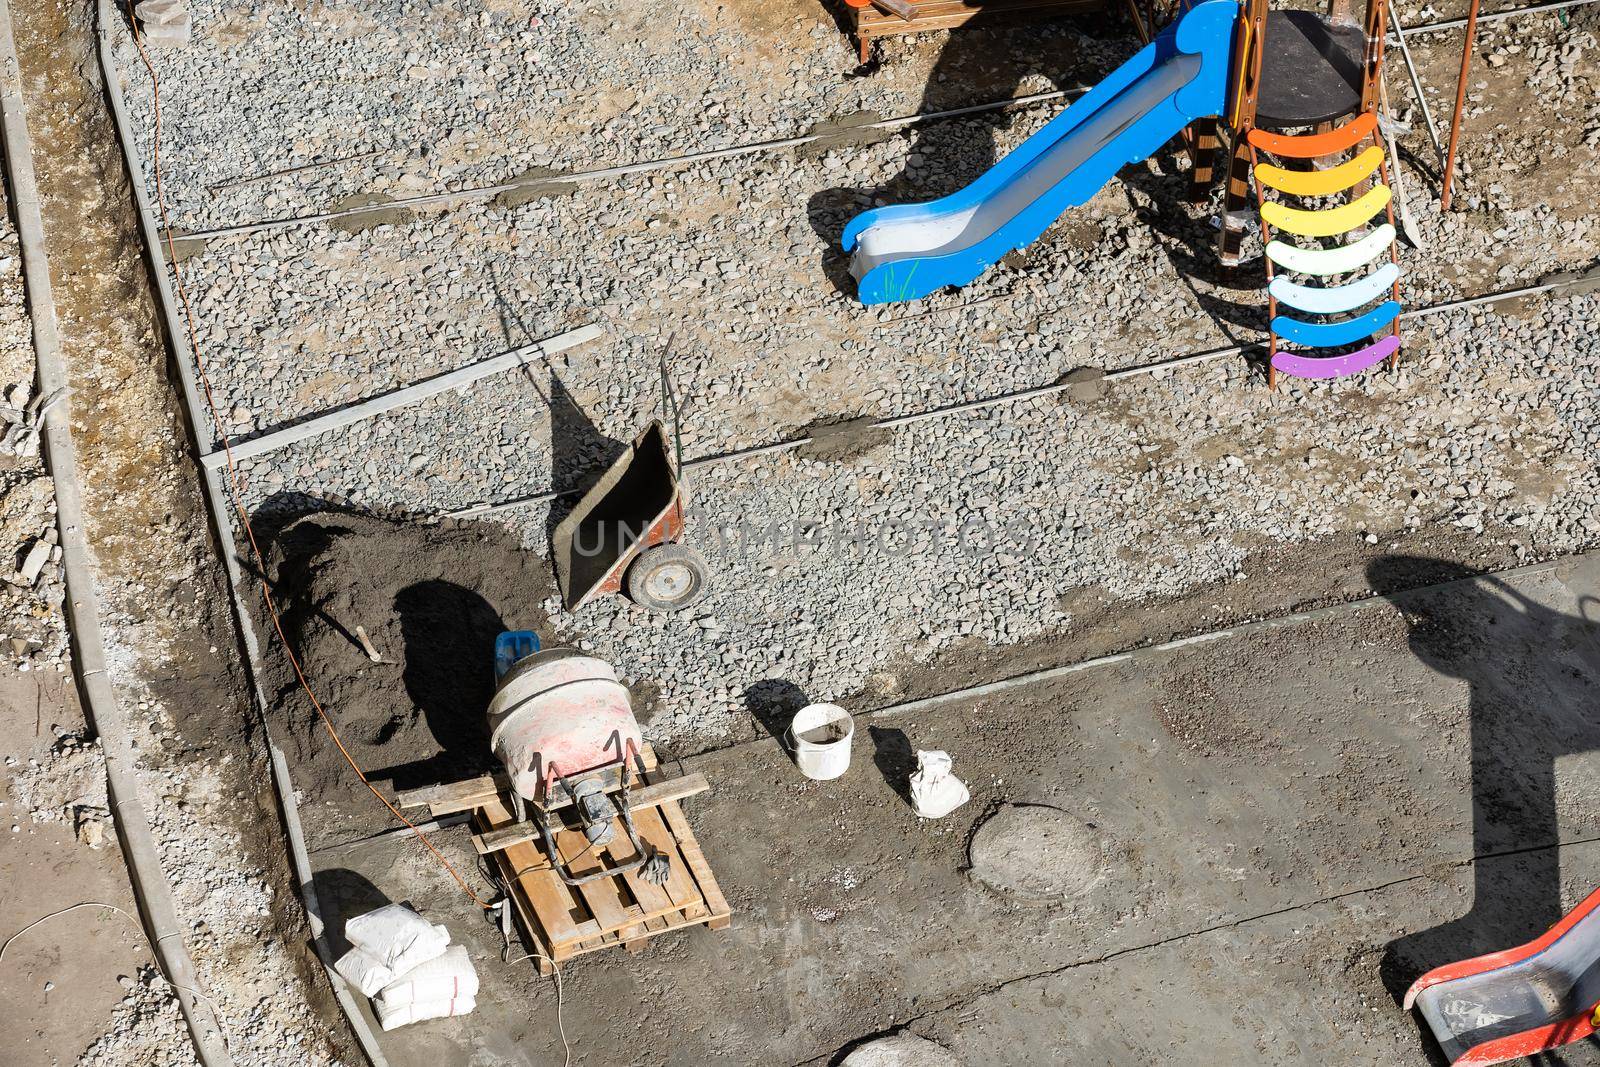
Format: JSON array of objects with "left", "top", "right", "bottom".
[
  {"left": 849, "top": 0, "right": 1106, "bottom": 64},
  {"left": 398, "top": 749, "right": 730, "bottom": 974}
]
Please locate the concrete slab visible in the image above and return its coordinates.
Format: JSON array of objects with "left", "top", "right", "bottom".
[{"left": 302, "top": 553, "right": 1600, "bottom": 1064}]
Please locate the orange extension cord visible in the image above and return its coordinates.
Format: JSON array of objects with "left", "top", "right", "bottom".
[{"left": 124, "top": 5, "right": 493, "bottom": 910}]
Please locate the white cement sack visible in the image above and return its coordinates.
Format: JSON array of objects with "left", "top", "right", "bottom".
[
  {"left": 345, "top": 904, "right": 451, "bottom": 977},
  {"left": 375, "top": 992, "right": 476, "bottom": 1031},
  {"left": 334, "top": 946, "right": 396, "bottom": 998},
  {"left": 908, "top": 750, "right": 969, "bottom": 819},
  {"left": 375, "top": 945, "right": 479, "bottom": 1008}
]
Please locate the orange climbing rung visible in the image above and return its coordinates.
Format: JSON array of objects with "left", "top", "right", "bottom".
[{"left": 1247, "top": 112, "right": 1377, "bottom": 158}]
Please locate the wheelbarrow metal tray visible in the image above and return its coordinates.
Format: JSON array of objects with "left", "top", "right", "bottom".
[{"left": 553, "top": 420, "right": 684, "bottom": 610}]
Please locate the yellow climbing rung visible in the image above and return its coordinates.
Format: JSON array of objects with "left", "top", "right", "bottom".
[
  {"left": 1261, "top": 184, "right": 1392, "bottom": 238},
  {"left": 1256, "top": 145, "right": 1385, "bottom": 197}
]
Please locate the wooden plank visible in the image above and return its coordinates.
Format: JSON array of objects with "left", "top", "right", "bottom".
[
  {"left": 478, "top": 794, "right": 594, "bottom": 947},
  {"left": 629, "top": 806, "right": 699, "bottom": 908},
  {"left": 397, "top": 772, "right": 504, "bottom": 814},
  {"left": 470, "top": 774, "right": 711, "bottom": 854},
  {"left": 658, "top": 799, "right": 733, "bottom": 930},
  {"left": 603, "top": 827, "right": 678, "bottom": 922},
  {"left": 544, "top": 772, "right": 709, "bottom": 816},
  {"left": 499, "top": 890, "right": 553, "bottom": 975},
  {"left": 554, "top": 827, "right": 642, "bottom": 938}
]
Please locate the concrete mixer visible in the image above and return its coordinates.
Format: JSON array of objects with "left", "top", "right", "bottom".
[{"left": 488, "top": 631, "right": 668, "bottom": 886}]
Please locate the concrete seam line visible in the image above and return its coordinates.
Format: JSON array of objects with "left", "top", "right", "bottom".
[
  {"left": 164, "top": 86, "right": 1095, "bottom": 244},
  {"left": 782, "top": 830, "right": 1600, "bottom": 1067},
  {"left": 448, "top": 271, "right": 1591, "bottom": 519},
  {"left": 198, "top": 323, "right": 602, "bottom": 469},
  {"left": 0, "top": 3, "right": 233, "bottom": 1064},
  {"left": 151, "top": 0, "right": 1600, "bottom": 245},
  {"left": 680, "top": 554, "right": 1574, "bottom": 770},
  {"left": 93, "top": 2, "right": 391, "bottom": 1063},
  {"left": 1402, "top": 0, "right": 1600, "bottom": 34}
]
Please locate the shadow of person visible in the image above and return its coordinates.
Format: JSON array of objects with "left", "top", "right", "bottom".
[
  {"left": 381, "top": 580, "right": 509, "bottom": 789},
  {"left": 1372, "top": 555, "right": 1600, "bottom": 1062},
  {"left": 806, "top": 6, "right": 1129, "bottom": 299}
]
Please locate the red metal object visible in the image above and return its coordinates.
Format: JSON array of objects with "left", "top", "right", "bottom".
[
  {"left": 552, "top": 420, "right": 687, "bottom": 610},
  {"left": 1439, "top": 0, "right": 1482, "bottom": 211},
  {"left": 1404, "top": 884, "right": 1600, "bottom": 1065},
  {"left": 488, "top": 648, "right": 644, "bottom": 801}
]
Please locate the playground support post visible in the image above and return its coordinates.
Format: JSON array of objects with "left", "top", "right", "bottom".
[
  {"left": 1439, "top": 0, "right": 1482, "bottom": 210},
  {"left": 1217, "top": 0, "right": 1268, "bottom": 266},
  {"left": 1188, "top": 118, "right": 1220, "bottom": 203}
]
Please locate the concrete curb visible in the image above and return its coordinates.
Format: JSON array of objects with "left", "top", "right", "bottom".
[
  {"left": 91, "top": 4, "right": 389, "bottom": 1064},
  {"left": 0, "top": 3, "right": 233, "bottom": 1063}
]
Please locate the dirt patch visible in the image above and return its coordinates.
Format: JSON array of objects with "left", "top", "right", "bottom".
[
  {"left": 794, "top": 414, "right": 892, "bottom": 464},
  {"left": 1156, "top": 668, "right": 1277, "bottom": 762},
  {"left": 259, "top": 511, "right": 584, "bottom": 842},
  {"left": 799, "top": 110, "right": 894, "bottom": 160},
  {"left": 699, "top": 0, "right": 833, "bottom": 44},
  {"left": 1056, "top": 365, "right": 1109, "bottom": 403},
  {"left": 968, "top": 803, "right": 1104, "bottom": 902},
  {"left": 0, "top": 672, "right": 149, "bottom": 1067},
  {"left": 491, "top": 167, "right": 577, "bottom": 211},
  {"left": 327, "top": 192, "right": 414, "bottom": 234}
]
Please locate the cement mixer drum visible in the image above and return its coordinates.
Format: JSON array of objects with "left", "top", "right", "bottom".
[{"left": 488, "top": 647, "right": 643, "bottom": 802}]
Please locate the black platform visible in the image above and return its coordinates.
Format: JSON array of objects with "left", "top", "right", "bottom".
[{"left": 1256, "top": 10, "right": 1365, "bottom": 129}]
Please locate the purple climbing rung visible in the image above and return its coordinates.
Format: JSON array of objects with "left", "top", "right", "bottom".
[{"left": 1271, "top": 334, "right": 1399, "bottom": 380}]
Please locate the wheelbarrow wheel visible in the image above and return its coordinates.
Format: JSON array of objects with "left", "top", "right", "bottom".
[{"left": 626, "top": 543, "right": 709, "bottom": 612}]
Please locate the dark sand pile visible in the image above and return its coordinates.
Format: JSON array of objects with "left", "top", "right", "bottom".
[{"left": 257, "top": 511, "right": 560, "bottom": 843}]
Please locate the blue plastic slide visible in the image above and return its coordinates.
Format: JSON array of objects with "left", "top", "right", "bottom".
[{"left": 842, "top": 0, "right": 1239, "bottom": 305}]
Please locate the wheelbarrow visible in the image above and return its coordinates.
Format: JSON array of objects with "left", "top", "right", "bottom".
[{"left": 551, "top": 418, "right": 709, "bottom": 612}]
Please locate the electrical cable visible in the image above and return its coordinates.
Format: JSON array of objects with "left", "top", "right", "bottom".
[{"left": 121, "top": 1, "right": 493, "bottom": 910}]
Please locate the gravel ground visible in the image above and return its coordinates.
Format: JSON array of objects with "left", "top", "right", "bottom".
[
  {"left": 114, "top": 0, "right": 1135, "bottom": 233},
  {"left": 70, "top": 3, "right": 1600, "bottom": 1061},
  {"left": 7, "top": 2, "right": 356, "bottom": 1063},
  {"left": 100, "top": 2, "right": 1600, "bottom": 750},
  {"left": 0, "top": 174, "right": 67, "bottom": 674}
]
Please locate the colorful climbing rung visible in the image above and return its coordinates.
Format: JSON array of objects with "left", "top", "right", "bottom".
[
  {"left": 1255, "top": 145, "right": 1385, "bottom": 197},
  {"left": 1272, "top": 300, "right": 1402, "bottom": 348},
  {"left": 1247, "top": 112, "right": 1378, "bottom": 158},
  {"left": 1266, "top": 224, "right": 1396, "bottom": 276},
  {"left": 1262, "top": 185, "right": 1392, "bottom": 238},
  {"left": 1270, "top": 334, "right": 1400, "bottom": 380},
  {"left": 1269, "top": 262, "right": 1400, "bottom": 315}
]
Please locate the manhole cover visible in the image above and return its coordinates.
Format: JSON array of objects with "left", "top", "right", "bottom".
[
  {"left": 968, "top": 804, "right": 1103, "bottom": 901},
  {"left": 841, "top": 1034, "right": 960, "bottom": 1067}
]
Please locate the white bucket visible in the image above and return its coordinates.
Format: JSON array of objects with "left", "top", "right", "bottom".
[{"left": 787, "top": 703, "right": 854, "bottom": 781}]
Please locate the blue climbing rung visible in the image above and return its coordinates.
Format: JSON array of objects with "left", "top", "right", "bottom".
[
  {"left": 1273, "top": 300, "right": 1402, "bottom": 348},
  {"left": 494, "top": 630, "right": 541, "bottom": 683}
]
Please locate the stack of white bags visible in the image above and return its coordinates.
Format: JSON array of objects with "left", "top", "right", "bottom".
[{"left": 332, "top": 904, "right": 479, "bottom": 1031}]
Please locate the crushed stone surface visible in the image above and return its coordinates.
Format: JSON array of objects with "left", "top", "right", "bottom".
[
  {"left": 76, "top": 966, "right": 199, "bottom": 1067},
  {"left": 0, "top": 183, "right": 67, "bottom": 675},
  {"left": 35, "top": 0, "right": 1600, "bottom": 1063}
]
